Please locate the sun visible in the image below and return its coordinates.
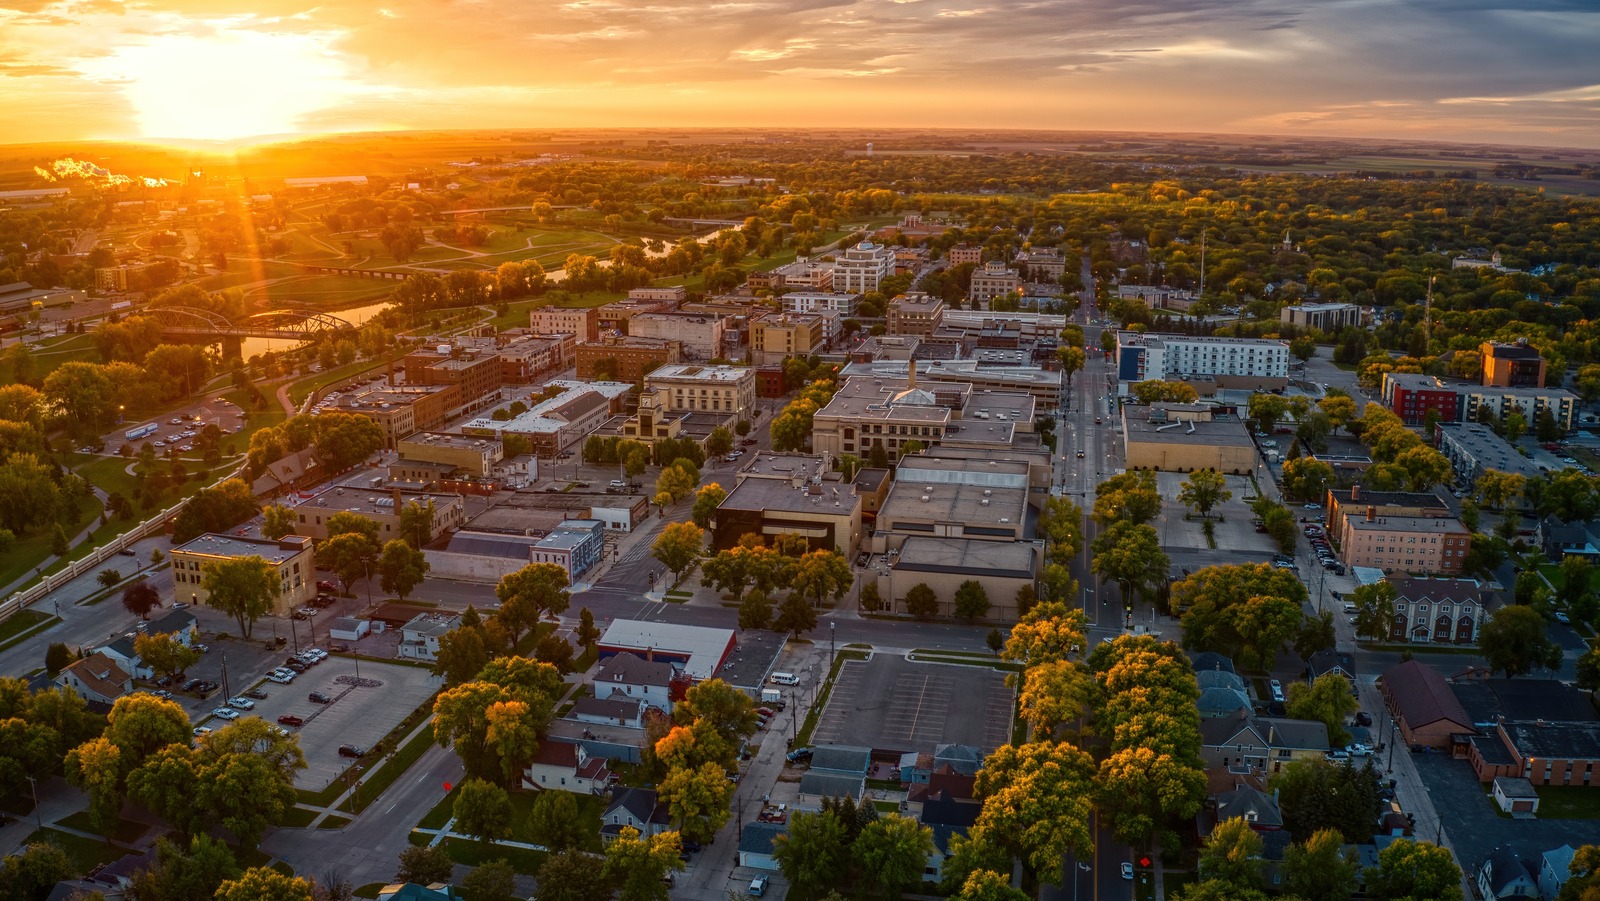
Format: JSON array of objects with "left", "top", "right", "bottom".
[{"left": 86, "top": 30, "right": 355, "bottom": 142}]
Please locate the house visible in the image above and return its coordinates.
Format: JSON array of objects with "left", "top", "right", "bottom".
[
  {"left": 95, "top": 636, "right": 148, "bottom": 680},
  {"left": 933, "top": 744, "right": 983, "bottom": 776},
  {"left": 1191, "top": 652, "right": 1237, "bottom": 675},
  {"left": 905, "top": 766, "right": 977, "bottom": 815},
  {"left": 1492, "top": 777, "right": 1540, "bottom": 815},
  {"left": 1196, "top": 669, "right": 1251, "bottom": 719},
  {"left": 799, "top": 745, "right": 871, "bottom": 801},
  {"left": 1478, "top": 847, "right": 1541, "bottom": 900},
  {"left": 398, "top": 613, "right": 460, "bottom": 663},
  {"left": 1539, "top": 516, "right": 1600, "bottom": 561},
  {"left": 593, "top": 651, "right": 675, "bottom": 712},
  {"left": 377, "top": 885, "right": 461, "bottom": 901},
  {"left": 1539, "top": 844, "right": 1576, "bottom": 901},
  {"left": 522, "top": 741, "right": 612, "bottom": 795},
  {"left": 1200, "top": 711, "right": 1330, "bottom": 773},
  {"left": 56, "top": 652, "right": 132, "bottom": 706},
  {"left": 601, "top": 787, "right": 671, "bottom": 841},
  {"left": 920, "top": 790, "right": 982, "bottom": 882},
  {"left": 1380, "top": 660, "right": 1475, "bottom": 749},
  {"left": 145, "top": 609, "right": 197, "bottom": 644},
  {"left": 1212, "top": 785, "right": 1284, "bottom": 830},
  {"left": 738, "top": 822, "right": 787, "bottom": 871},
  {"left": 1307, "top": 650, "right": 1356, "bottom": 684},
  {"left": 572, "top": 696, "right": 646, "bottom": 730}
]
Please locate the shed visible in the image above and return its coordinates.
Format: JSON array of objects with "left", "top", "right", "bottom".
[
  {"left": 737, "top": 822, "right": 787, "bottom": 870},
  {"left": 328, "top": 617, "right": 371, "bottom": 642},
  {"left": 1492, "top": 776, "right": 1540, "bottom": 815}
]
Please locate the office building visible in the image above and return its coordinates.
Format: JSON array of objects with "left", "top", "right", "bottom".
[
  {"left": 750, "top": 314, "right": 827, "bottom": 365},
  {"left": 810, "top": 370, "right": 1033, "bottom": 459},
  {"left": 530, "top": 519, "right": 606, "bottom": 582},
  {"left": 782, "top": 292, "right": 860, "bottom": 317},
  {"left": 645, "top": 364, "right": 756, "bottom": 417},
  {"left": 402, "top": 345, "right": 503, "bottom": 407},
  {"left": 462, "top": 382, "right": 623, "bottom": 455},
  {"left": 712, "top": 455, "right": 863, "bottom": 556},
  {"left": 290, "top": 485, "right": 466, "bottom": 543},
  {"left": 628, "top": 312, "right": 726, "bottom": 360},
  {"left": 832, "top": 242, "right": 895, "bottom": 293},
  {"left": 529, "top": 306, "right": 601, "bottom": 343},
  {"left": 1121, "top": 403, "right": 1257, "bottom": 474},
  {"left": 335, "top": 384, "right": 461, "bottom": 447},
  {"left": 398, "top": 432, "right": 504, "bottom": 478},
  {"left": 170, "top": 534, "right": 315, "bottom": 614},
  {"left": 887, "top": 294, "right": 946, "bottom": 337},
  {"left": 627, "top": 286, "right": 687, "bottom": 303},
  {"left": 1280, "top": 303, "right": 1363, "bottom": 332},
  {"left": 838, "top": 359, "right": 1062, "bottom": 403},
  {"left": 574, "top": 336, "right": 682, "bottom": 381},
  {"left": 968, "top": 260, "right": 1023, "bottom": 305}
]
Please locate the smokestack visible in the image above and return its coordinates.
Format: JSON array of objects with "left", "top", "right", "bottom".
[
  {"left": 1366, "top": 506, "right": 1376, "bottom": 522},
  {"left": 392, "top": 487, "right": 402, "bottom": 510}
]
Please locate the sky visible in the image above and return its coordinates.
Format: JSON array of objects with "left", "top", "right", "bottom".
[{"left": 1, "top": 0, "right": 1598, "bottom": 147}]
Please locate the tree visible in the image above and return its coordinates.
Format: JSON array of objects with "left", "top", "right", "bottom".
[
  {"left": 526, "top": 789, "right": 588, "bottom": 851},
  {"left": 602, "top": 825, "right": 683, "bottom": 901},
  {"left": 954, "top": 580, "right": 991, "bottom": 620},
  {"left": 65, "top": 736, "right": 124, "bottom": 834},
  {"left": 1480, "top": 604, "right": 1562, "bottom": 678},
  {"left": 1319, "top": 395, "right": 1358, "bottom": 434},
  {"left": 690, "top": 483, "right": 727, "bottom": 528},
  {"left": 955, "top": 869, "right": 1030, "bottom": 901},
  {"left": 1198, "top": 816, "right": 1263, "bottom": 893},
  {"left": 1248, "top": 393, "right": 1292, "bottom": 433},
  {"left": 658, "top": 760, "right": 734, "bottom": 841},
  {"left": 673, "top": 678, "right": 758, "bottom": 768},
  {"left": 198, "top": 556, "right": 280, "bottom": 639},
  {"left": 855, "top": 814, "right": 936, "bottom": 900},
  {"left": 1178, "top": 469, "right": 1231, "bottom": 519},
  {"left": 576, "top": 607, "right": 600, "bottom": 650},
  {"left": 97, "top": 567, "right": 123, "bottom": 589},
  {"left": 1349, "top": 580, "right": 1397, "bottom": 640},
  {"left": 904, "top": 583, "right": 939, "bottom": 617},
  {"left": 45, "top": 642, "right": 73, "bottom": 676},
  {"left": 1131, "top": 380, "right": 1198, "bottom": 404},
  {"left": 1092, "top": 471, "right": 1162, "bottom": 527},
  {"left": 706, "top": 426, "right": 734, "bottom": 459},
  {"left": 0, "top": 843, "right": 73, "bottom": 901},
  {"left": 1579, "top": 647, "right": 1600, "bottom": 692},
  {"left": 125, "top": 834, "right": 241, "bottom": 901},
  {"left": 790, "top": 549, "right": 852, "bottom": 608},
  {"left": 774, "top": 811, "right": 851, "bottom": 900},
  {"left": 1096, "top": 744, "right": 1207, "bottom": 847},
  {"left": 1017, "top": 659, "right": 1094, "bottom": 740},
  {"left": 654, "top": 463, "right": 698, "bottom": 506},
  {"left": 134, "top": 632, "right": 200, "bottom": 681},
  {"left": 121, "top": 580, "right": 161, "bottom": 619},
  {"left": 453, "top": 778, "right": 513, "bottom": 844},
  {"left": 324, "top": 510, "right": 380, "bottom": 545},
  {"left": 1002, "top": 601, "right": 1087, "bottom": 669},
  {"left": 739, "top": 590, "right": 773, "bottom": 630},
  {"left": 462, "top": 859, "right": 515, "bottom": 901},
  {"left": 1174, "top": 563, "right": 1307, "bottom": 668},
  {"left": 1294, "top": 610, "right": 1337, "bottom": 662},
  {"left": 434, "top": 621, "right": 493, "bottom": 687},
  {"left": 432, "top": 659, "right": 562, "bottom": 784},
  {"left": 378, "top": 538, "right": 429, "bottom": 600},
  {"left": 1091, "top": 521, "right": 1168, "bottom": 609},
  {"left": 395, "top": 846, "right": 454, "bottom": 886},
  {"left": 534, "top": 850, "right": 610, "bottom": 901},
  {"left": 1280, "top": 458, "right": 1335, "bottom": 503},
  {"left": 261, "top": 504, "right": 294, "bottom": 540},
  {"left": 1283, "top": 828, "right": 1359, "bottom": 901},
  {"left": 51, "top": 523, "right": 68, "bottom": 555},
  {"left": 971, "top": 740, "right": 1096, "bottom": 883},
  {"left": 1269, "top": 759, "right": 1381, "bottom": 842},
  {"left": 319, "top": 532, "right": 379, "bottom": 597},
  {"left": 397, "top": 499, "right": 437, "bottom": 549},
  {"left": 1363, "top": 839, "right": 1461, "bottom": 901},
  {"left": 1286, "top": 674, "right": 1360, "bottom": 746},
  {"left": 494, "top": 562, "right": 571, "bottom": 646},
  {"left": 214, "top": 867, "right": 315, "bottom": 901},
  {"left": 651, "top": 522, "right": 704, "bottom": 586}
]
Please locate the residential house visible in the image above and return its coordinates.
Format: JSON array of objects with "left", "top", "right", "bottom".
[
  {"left": 600, "top": 786, "right": 671, "bottom": 841},
  {"left": 398, "top": 613, "right": 461, "bottom": 663},
  {"left": 1212, "top": 785, "right": 1284, "bottom": 831},
  {"left": 798, "top": 745, "right": 871, "bottom": 802},
  {"left": 905, "top": 766, "right": 977, "bottom": 815},
  {"left": 1539, "top": 516, "right": 1599, "bottom": 562},
  {"left": 522, "top": 741, "right": 612, "bottom": 795},
  {"left": 56, "top": 652, "right": 132, "bottom": 706},
  {"left": 1307, "top": 650, "right": 1356, "bottom": 684},
  {"left": 377, "top": 884, "right": 461, "bottom": 901},
  {"left": 1478, "top": 847, "right": 1541, "bottom": 900},
  {"left": 1380, "top": 660, "right": 1476, "bottom": 749},
  {"left": 593, "top": 652, "right": 675, "bottom": 712},
  {"left": 1196, "top": 670, "right": 1252, "bottom": 719},
  {"left": 145, "top": 609, "right": 198, "bottom": 645},
  {"left": 920, "top": 790, "right": 982, "bottom": 883},
  {"left": 572, "top": 696, "right": 646, "bottom": 730},
  {"left": 1539, "top": 844, "right": 1577, "bottom": 901},
  {"left": 1200, "top": 711, "right": 1331, "bottom": 773},
  {"left": 738, "top": 822, "right": 787, "bottom": 871},
  {"left": 95, "top": 636, "right": 147, "bottom": 680}
]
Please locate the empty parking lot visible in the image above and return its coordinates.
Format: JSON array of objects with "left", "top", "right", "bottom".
[{"left": 810, "top": 654, "right": 1013, "bottom": 756}]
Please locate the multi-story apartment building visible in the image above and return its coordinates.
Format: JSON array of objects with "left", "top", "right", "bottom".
[
  {"left": 968, "top": 260, "right": 1024, "bottom": 305},
  {"left": 1114, "top": 332, "right": 1289, "bottom": 389},
  {"left": 170, "top": 534, "right": 315, "bottom": 614},
  {"left": 402, "top": 345, "right": 503, "bottom": 407},
  {"left": 529, "top": 306, "right": 601, "bottom": 343},
  {"left": 491, "top": 333, "right": 573, "bottom": 382},
  {"left": 832, "top": 241, "right": 895, "bottom": 294},
  {"left": 1014, "top": 249, "right": 1067, "bottom": 282},
  {"left": 1382, "top": 372, "right": 1463, "bottom": 426},
  {"left": 335, "top": 384, "right": 461, "bottom": 447},
  {"left": 1280, "top": 303, "right": 1363, "bottom": 332},
  {"left": 1335, "top": 510, "right": 1471, "bottom": 576},
  {"left": 1463, "top": 386, "right": 1577, "bottom": 432},
  {"left": 628, "top": 312, "right": 726, "bottom": 360},
  {"left": 1382, "top": 373, "right": 1576, "bottom": 431},
  {"left": 1436, "top": 422, "right": 1545, "bottom": 485},
  {"left": 1481, "top": 340, "right": 1547, "bottom": 388},
  {"left": 782, "top": 292, "right": 860, "bottom": 317},
  {"left": 574, "top": 336, "right": 682, "bottom": 382},
  {"left": 946, "top": 244, "right": 983, "bottom": 266},
  {"left": 1325, "top": 484, "right": 1452, "bottom": 537},
  {"left": 750, "top": 314, "right": 827, "bottom": 365},
  {"left": 644, "top": 364, "right": 757, "bottom": 417},
  {"left": 887, "top": 293, "right": 945, "bottom": 336},
  {"left": 1385, "top": 575, "right": 1497, "bottom": 645},
  {"left": 291, "top": 485, "right": 466, "bottom": 543}
]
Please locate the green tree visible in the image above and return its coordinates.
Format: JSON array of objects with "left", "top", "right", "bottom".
[
  {"left": 774, "top": 811, "right": 852, "bottom": 900},
  {"left": 1480, "top": 604, "right": 1562, "bottom": 678},
  {"left": 953, "top": 580, "right": 991, "bottom": 620},
  {"left": 855, "top": 814, "right": 937, "bottom": 900},
  {"left": 1131, "top": 380, "right": 1199, "bottom": 404},
  {"left": 738, "top": 589, "right": 773, "bottom": 630},
  {"left": 319, "top": 532, "right": 379, "bottom": 597},
  {"left": 1268, "top": 759, "right": 1381, "bottom": 842},
  {"left": 904, "top": 583, "right": 939, "bottom": 617},
  {"left": 1178, "top": 469, "right": 1231, "bottom": 519},
  {"left": 1096, "top": 744, "right": 1207, "bottom": 847},
  {"left": 432, "top": 658, "right": 562, "bottom": 784},
  {"left": 433, "top": 620, "right": 494, "bottom": 687},
  {"left": 213, "top": 867, "right": 315, "bottom": 901},
  {"left": 602, "top": 826, "right": 683, "bottom": 901},
  {"left": 198, "top": 556, "right": 279, "bottom": 639},
  {"left": 1363, "top": 839, "right": 1461, "bottom": 901},
  {"left": 462, "top": 859, "right": 516, "bottom": 901},
  {"left": 658, "top": 760, "right": 734, "bottom": 841},
  {"left": 1247, "top": 393, "right": 1292, "bottom": 433},
  {"left": 775, "top": 591, "right": 820, "bottom": 635},
  {"left": 654, "top": 463, "right": 698, "bottom": 506},
  {"left": 398, "top": 498, "right": 437, "bottom": 548},
  {"left": 690, "top": 482, "right": 727, "bottom": 528},
  {"left": 493, "top": 562, "right": 572, "bottom": 646},
  {"left": 576, "top": 607, "right": 600, "bottom": 649},
  {"left": 453, "top": 778, "right": 514, "bottom": 844},
  {"left": 324, "top": 510, "right": 380, "bottom": 545},
  {"left": 790, "top": 549, "right": 852, "bottom": 608},
  {"left": 1350, "top": 580, "right": 1397, "bottom": 640},
  {"left": 1286, "top": 674, "right": 1361, "bottom": 746},
  {"left": 126, "top": 834, "right": 241, "bottom": 901},
  {"left": 45, "top": 642, "right": 73, "bottom": 676},
  {"left": 673, "top": 678, "right": 759, "bottom": 768},
  {"left": 97, "top": 567, "right": 123, "bottom": 589},
  {"left": 1198, "top": 816, "right": 1263, "bottom": 893},
  {"left": 1092, "top": 471, "right": 1162, "bottom": 526},
  {"left": 65, "top": 736, "right": 124, "bottom": 834},
  {"left": 955, "top": 869, "right": 1030, "bottom": 901},
  {"left": 1174, "top": 563, "right": 1307, "bottom": 668},
  {"left": 534, "top": 850, "right": 610, "bottom": 901},
  {"left": 706, "top": 426, "right": 734, "bottom": 459},
  {"left": 651, "top": 522, "right": 704, "bottom": 586},
  {"left": 1282, "top": 828, "right": 1359, "bottom": 901},
  {"left": 0, "top": 844, "right": 74, "bottom": 901},
  {"left": 261, "top": 504, "right": 294, "bottom": 540},
  {"left": 1281, "top": 458, "right": 1336, "bottom": 503},
  {"left": 526, "top": 789, "right": 587, "bottom": 851},
  {"left": 1017, "top": 660, "right": 1094, "bottom": 739},
  {"left": 1578, "top": 647, "right": 1600, "bottom": 692},
  {"left": 134, "top": 632, "right": 200, "bottom": 682},
  {"left": 395, "top": 845, "right": 454, "bottom": 886},
  {"left": 1091, "top": 521, "right": 1168, "bottom": 609},
  {"left": 971, "top": 740, "right": 1096, "bottom": 884},
  {"left": 377, "top": 538, "right": 429, "bottom": 600}
]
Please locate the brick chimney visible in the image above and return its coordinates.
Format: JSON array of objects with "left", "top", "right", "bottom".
[
  {"left": 392, "top": 487, "right": 402, "bottom": 510},
  {"left": 1366, "top": 506, "right": 1376, "bottom": 522},
  {"left": 1351, "top": 484, "right": 1361, "bottom": 502}
]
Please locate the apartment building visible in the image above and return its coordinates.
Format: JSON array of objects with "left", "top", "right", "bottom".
[
  {"left": 1482, "top": 340, "right": 1547, "bottom": 388},
  {"left": 291, "top": 485, "right": 466, "bottom": 543},
  {"left": 832, "top": 241, "right": 895, "bottom": 293},
  {"left": 946, "top": 244, "right": 983, "bottom": 266},
  {"left": 530, "top": 306, "right": 601, "bottom": 343},
  {"left": 1436, "top": 422, "right": 1546, "bottom": 485},
  {"left": 968, "top": 260, "right": 1023, "bottom": 305},
  {"left": 887, "top": 293, "right": 945, "bottom": 337},
  {"left": 750, "top": 314, "right": 827, "bottom": 365},
  {"left": 1335, "top": 510, "right": 1471, "bottom": 576},
  {"left": 1382, "top": 372, "right": 1577, "bottom": 431},
  {"left": 1382, "top": 372, "right": 1463, "bottom": 426},
  {"left": 170, "top": 534, "right": 315, "bottom": 614},
  {"left": 1014, "top": 248, "right": 1067, "bottom": 281},
  {"left": 398, "top": 432, "right": 504, "bottom": 478},
  {"left": 782, "top": 292, "right": 860, "bottom": 317},
  {"left": 574, "top": 336, "right": 682, "bottom": 381},
  {"left": 628, "top": 312, "right": 726, "bottom": 360},
  {"left": 402, "top": 345, "right": 503, "bottom": 407},
  {"left": 645, "top": 363, "right": 756, "bottom": 416},
  {"left": 335, "top": 384, "right": 461, "bottom": 447},
  {"left": 1385, "top": 575, "right": 1496, "bottom": 645},
  {"left": 1114, "top": 332, "right": 1289, "bottom": 389}
]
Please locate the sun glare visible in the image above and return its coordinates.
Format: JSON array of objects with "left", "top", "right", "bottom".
[{"left": 85, "top": 30, "right": 354, "bottom": 142}]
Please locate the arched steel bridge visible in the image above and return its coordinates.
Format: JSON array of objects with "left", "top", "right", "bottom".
[{"left": 144, "top": 305, "right": 356, "bottom": 341}]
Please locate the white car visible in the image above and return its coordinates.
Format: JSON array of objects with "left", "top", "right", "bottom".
[
  {"left": 179, "top": 445, "right": 193, "bottom": 452},
  {"left": 267, "top": 671, "right": 295, "bottom": 684},
  {"left": 227, "top": 696, "right": 255, "bottom": 710},
  {"left": 154, "top": 441, "right": 166, "bottom": 448},
  {"left": 1269, "top": 679, "right": 1286, "bottom": 702},
  {"left": 211, "top": 707, "right": 240, "bottom": 720},
  {"left": 306, "top": 648, "right": 328, "bottom": 661},
  {"left": 192, "top": 726, "right": 212, "bottom": 737}
]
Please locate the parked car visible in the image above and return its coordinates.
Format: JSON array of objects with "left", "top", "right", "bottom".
[
  {"left": 1269, "top": 679, "right": 1285, "bottom": 703},
  {"left": 284, "top": 660, "right": 308, "bottom": 673},
  {"left": 182, "top": 678, "right": 203, "bottom": 692},
  {"left": 226, "top": 696, "right": 255, "bottom": 710},
  {"left": 749, "top": 875, "right": 769, "bottom": 897},
  {"left": 192, "top": 726, "right": 211, "bottom": 737},
  {"left": 193, "top": 644, "right": 208, "bottom": 653},
  {"left": 681, "top": 840, "right": 701, "bottom": 853},
  {"left": 152, "top": 689, "right": 172, "bottom": 700},
  {"left": 277, "top": 715, "right": 304, "bottom": 727},
  {"left": 1355, "top": 711, "right": 1373, "bottom": 726},
  {"left": 292, "top": 611, "right": 310, "bottom": 621},
  {"left": 211, "top": 708, "right": 240, "bottom": 720},
  {"left": 338, "top": 744, "right": 366, "bottom": 758},
  {"left": 267, "top": 672, "right": 295, "bottom": 685},
  {"left": 244, "top": 689, "right": 269, "bottom": 700},
  {"left": 786, "top": 747, "right": 813, "bottom": 763},
  {"left": 309, "top": 692, "right": 332, "bottom": 704},
  {"left": 1121, "top": 862, "right": 1134, "bottom": 880}
]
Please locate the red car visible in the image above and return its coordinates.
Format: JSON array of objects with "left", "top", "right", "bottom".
[{"left": 277, "top": 715, "right": 304, "bottom": 727}]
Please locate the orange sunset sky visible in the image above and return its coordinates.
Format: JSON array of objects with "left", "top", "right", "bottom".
[{"left": 1, "top": 0, "right": 1597, "bottom": 146}]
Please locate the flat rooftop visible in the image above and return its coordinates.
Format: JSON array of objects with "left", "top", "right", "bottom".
[
  {"left": 738, "top": 452, "right": 830, "bottom": 482},
  {"left": 172, "top": 533, "right": 307, "bottom": 564},
  {"left": 1437, "top": 423, "right": 1545, "bottom": 478},
  {"left": 839, "top": 359, "right": 1061, "bottom": 390},
  {"left": 401, "top": 432, "right": 500, "bottom": 451},
  {"left": 646, "top": 364, "right": 754, "bottom": 383},
  {"left": 896, "top": 457, "right": 1030, "bottom": 489},
  {"left": 598, "top": 620, "right": 735, "bottom": 681},
  {"left": 892, "top": 536, "right": 1038, "bottom": 579},
  {"left": 1121, "top": 331, "right": 1287, "bottom": 349},
  {"left": 878, "top": 480, "right": 1028, "bottom": 530},
  {"left": 1346, "top": 515, "right": 1469, "bottom": 535},
  {"left": 722, "top": 477, "right": 857, "bottom": 515},
  {"left": 336, "top": 384, "right": 454, "bottom": 410},
  {"left": 296, "top": 487, "right": 456, "bottom": 518},
  {"left": 1123, "top": 405, "right": 1253, "bottom": 447}
]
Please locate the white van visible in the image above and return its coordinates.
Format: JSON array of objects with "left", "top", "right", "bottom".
[
  {"left": 769, "top": 672, "right": 800, "bottom": 686},
  {"left": 609, "top": 479, "right": 628, "bottom": 490}
]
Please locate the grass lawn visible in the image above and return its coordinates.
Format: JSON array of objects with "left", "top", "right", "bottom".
[
  {"left": 506, "top": 790, "right": 605, "bottom": 852},
  {"left": 278, "top": 806, "right": 318, "bottom": 828},
  {"left": 337, "top": 717, "right": 438, "bottom": 814},
  {"left": 24, "top": 333, "right": 101, "bottom": 381},
  {"left": 23, "top": 828, "right": 128, "bottom": 876},
  {"left": 1538, "top": 563, "right": 1566, "bottom": 592},
  {"left": 439, "top": 837, "right": 547, "bottom": 874},
  {"left": 0, "top": 502, "right": 101, "bottom": 591},
  {"left": 192, "top": 260, "right": 307, "bottom": 292},
  {"left": 0, "top": 610, "right": 57, "bottom": 653},
  {"left": 417, "top": 785, "right": 461, "bottom": 830},
  {"left": 55, "top": 811, "right": 148, "bottom": 844},
  {"left": 1536, "top": 785, "right": 1600, "bottom": 818},
  {"left": 353, "top": 883, "right": 386, "bottom": 898},
  {"left": 319, "top": 815, "right": 352, "bottom": 829}
]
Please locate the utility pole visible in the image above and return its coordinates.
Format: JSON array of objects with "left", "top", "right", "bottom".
[{"left": 27, "top": 775, "right": 42, "bottom": 829}]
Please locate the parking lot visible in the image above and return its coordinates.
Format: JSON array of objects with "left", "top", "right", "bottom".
[
  {"left": 1152, "top": 473, "right": 1278, "bottom": 553},
  {"left": 196, "top": 657, "right": 441, "bottom": 791},
  {"left": 811, "top": 655, "right": 1013, "bottom": 756},
  {"left": 1410, "top": 752, "right": 1600, "bottom": 876}
]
